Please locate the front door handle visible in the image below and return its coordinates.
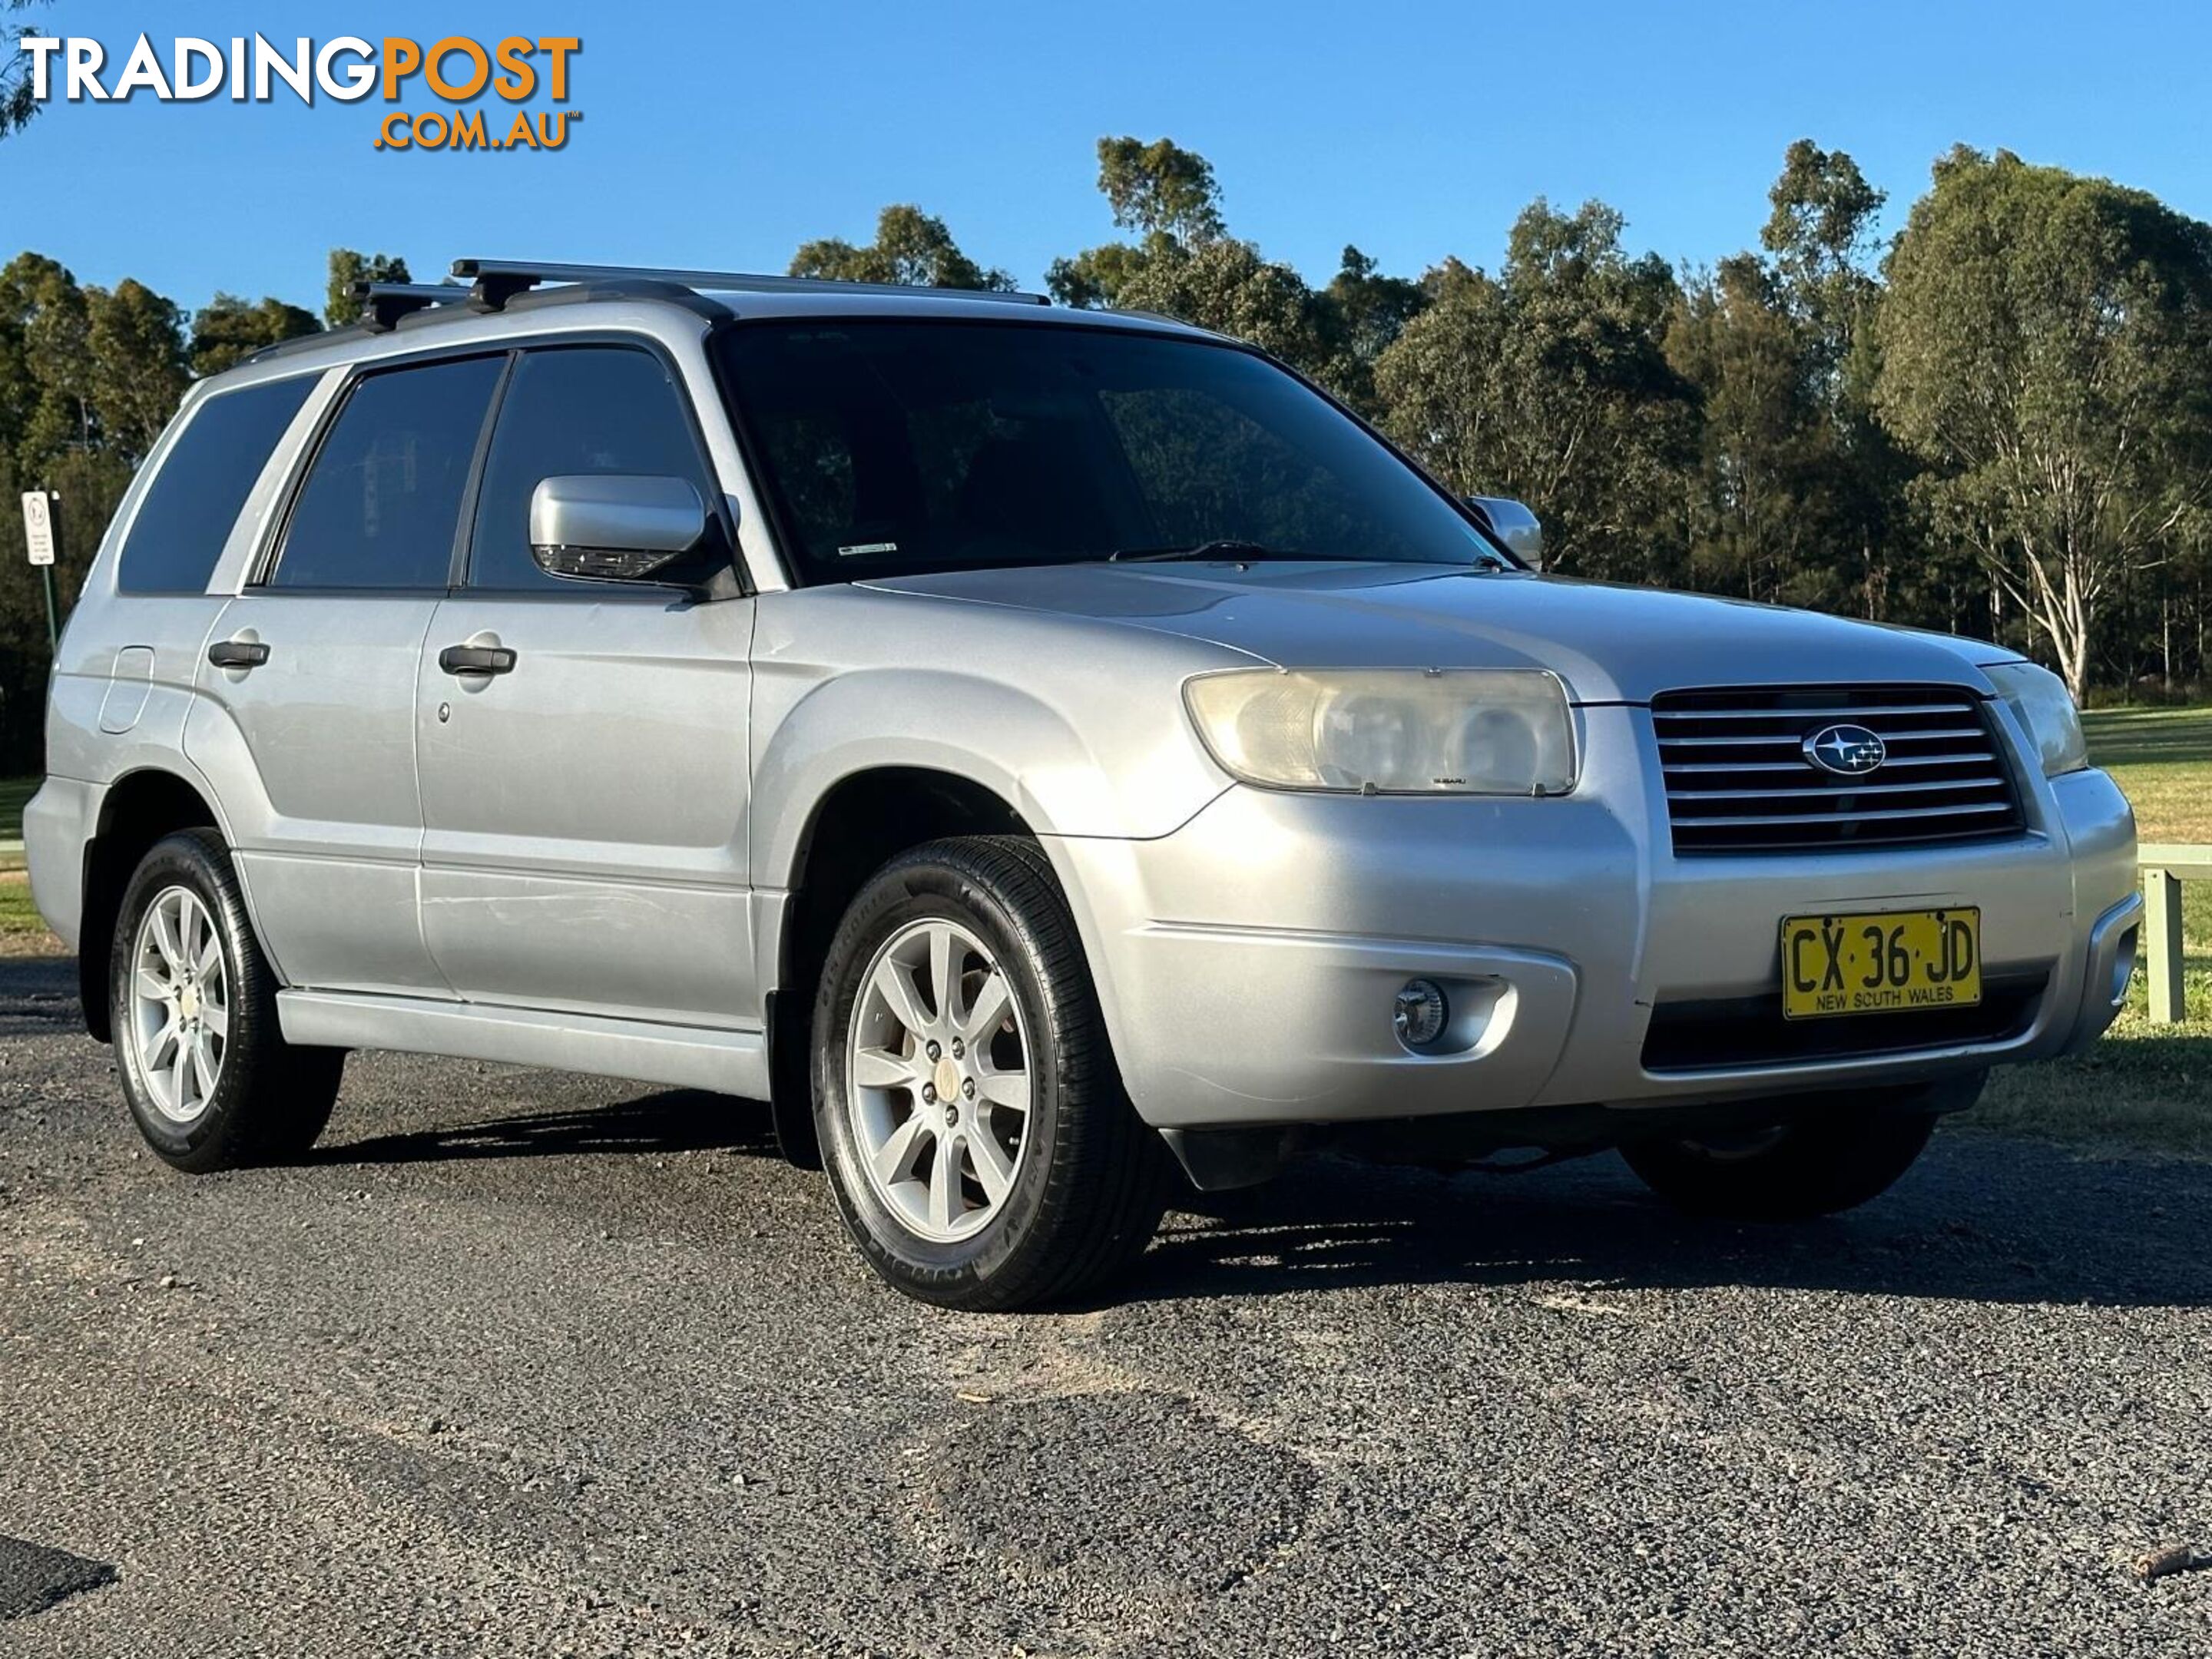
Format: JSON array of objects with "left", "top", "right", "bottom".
[
  {"left": 207, "top": 638, "right": 270, "bottom": 669},
  {"left": 438, "top": 644, "right": 518, "bottom": 677}
]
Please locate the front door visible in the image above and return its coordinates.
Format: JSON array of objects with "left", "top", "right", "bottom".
[
  {"left": 412, "top": 343, "right": 758, "bottom": 1028},
  {"left": 188, "top": 353, "right": 506, "bottom": 996}
]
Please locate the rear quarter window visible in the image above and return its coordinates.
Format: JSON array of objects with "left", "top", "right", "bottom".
[{"left": 116, "top": 376, "right": 317, "bottom": 594}]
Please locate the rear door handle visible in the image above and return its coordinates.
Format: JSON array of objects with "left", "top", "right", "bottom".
[
  {"left": 438, "top": 644, "right": 518, "bottom": 677},
  {"left": 207, "top": 639, "right": 270, "bottom": 669}
]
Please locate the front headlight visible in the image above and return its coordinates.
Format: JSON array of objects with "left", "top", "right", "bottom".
[
  {"left": 1985, "top": 661, "right": 2088, "bottom": 777},
  {"left": 1184, "top": 669, "right": 1578, "bottom": 795}
]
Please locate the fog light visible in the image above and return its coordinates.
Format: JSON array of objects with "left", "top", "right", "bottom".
[{"left": 1394, "top": 979, "right": 1448, "bottom": 1048}]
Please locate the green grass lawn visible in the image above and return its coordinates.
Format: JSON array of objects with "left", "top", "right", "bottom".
[
  {"left": 0, "top": 769, "right": 43, "bottom": 949},
  {"left": 0, "top": 773, "right": 34, "bottom": 843},
  {"left": 0, "top": 777, "right": 33, "bottom": 941},
  {"left": 1969, "top": 908, "right": 2212, "bottom": 1157},
  {"left": 2083, "top": 705, "right": 2212, "bottom": 843},
  {"left": 0, "top": 869, "right": 46, "bottom": 950},
  {"left": 1970, "top": 706, "right": 2212, "bottom": 1155}
]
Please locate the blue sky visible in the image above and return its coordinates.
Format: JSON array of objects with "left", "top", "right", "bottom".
[{"left": 7, "top": 1, "right": 2210, "bottom": 313}]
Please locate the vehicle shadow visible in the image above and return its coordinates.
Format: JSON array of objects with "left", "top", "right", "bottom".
[
  {"left": 0, "top": 952, "right": 85, "bottom": 1039},
  {"left": 1131, "top": 1137, "right": 2212, "bottom": 1312},
  {"left": 313, "top": 1088, "right": 781, "bottom": 1165},
  {"left": 323, "top": 1075, "right": 2212, "bottom": 1313},
  {"left": 10, "top": 953, "right": 2200, "bottom": 1312}
]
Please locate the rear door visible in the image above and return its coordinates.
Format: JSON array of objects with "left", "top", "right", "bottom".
[
  {"left": 413, "top": 342, "right": 757, "bottom": 1027},
  {"left": 99, "top": 374, "right": 323, "bottom": 742},
  {"left": 188, "top": 354, "right": 505, "bottom": 996}
]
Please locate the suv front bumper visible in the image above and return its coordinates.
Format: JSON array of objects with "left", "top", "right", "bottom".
[{"left": 1051, "top": 709, "right": 2140, "bottom": 1131}]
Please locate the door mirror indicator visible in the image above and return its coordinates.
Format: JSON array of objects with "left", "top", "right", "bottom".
[{"left": 528, "top": 474, "right": 718, "bottom": 588}]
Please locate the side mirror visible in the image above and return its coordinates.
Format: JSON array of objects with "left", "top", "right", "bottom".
[
  {"left": 529, "top": 475, "right": 713, "bottom": 585},
  {"left": 1463, "top": 495, "right": 1544, "bottom": 569}
]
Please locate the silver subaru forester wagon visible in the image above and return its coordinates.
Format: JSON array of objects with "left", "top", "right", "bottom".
[{"left": 26, "top": 259, "right": 2143, "bottom": 1308}]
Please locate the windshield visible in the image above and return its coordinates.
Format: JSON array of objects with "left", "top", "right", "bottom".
[{"left": 714, "top": 320, "right": 1507, "bottom": 584}]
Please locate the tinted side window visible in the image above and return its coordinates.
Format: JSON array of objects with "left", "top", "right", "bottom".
[
  {"left": 468, "top": 346, "right": 712, "bottom": 591},
  {"left": 117, "top": 376, "right": 316, "bottom": 594},
  {"left": 270, "top": 356, "right": 503, "bottom": 591}
]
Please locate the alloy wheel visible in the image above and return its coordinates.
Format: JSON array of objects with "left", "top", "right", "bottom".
[
  {"left": 127, "top": 885, "right": 229, "bottom": 1124},
  {"left": 846, "top": 918, "right": 1031, "bottom": 1243}
]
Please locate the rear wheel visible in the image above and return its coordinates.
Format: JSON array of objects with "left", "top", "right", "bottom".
[
  {"left": 813, "top": 836, "right": 1169, "bottom": 1310},
  {"left": 111, "top": 829, "right": 344, "bottom": 1172},
  {"left": 1621, "top": 1075, "right": 1982, "bottom": 1221}
]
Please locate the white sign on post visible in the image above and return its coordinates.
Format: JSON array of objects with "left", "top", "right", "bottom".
[{"left": 22, "top": 492, "right": 56, "bottom": 567}]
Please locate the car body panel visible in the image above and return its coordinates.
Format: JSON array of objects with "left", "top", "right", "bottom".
[
  {"left": 858, "top": 563, "right": 2012, "bottom": 701},
  {"left": 187, "top": 592, "right": 446, "bottom": 995},
  {"left": 1055, "top": 740, "right": 2136, "bottom": 1128},
  {"left": 415, "top": 591, "right": 760, "bottom": 1027},
  {"left": 746, "top": 584, "right": 1247, "bottom": 882}
]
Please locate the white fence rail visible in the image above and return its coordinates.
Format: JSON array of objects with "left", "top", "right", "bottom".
[{"left": 2141, "top": 845, "right": 2210, "bottom": 1025}]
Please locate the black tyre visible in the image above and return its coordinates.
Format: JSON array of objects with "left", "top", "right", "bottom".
[
  {"left": 1621, "top": 1074, "right": 1982, "bottom": 1222},
  {"left": 110, "top": 829, "right": 344, "bottom": 1173},
  {"left": 813, "top": 836, "right": 1170, "bottom": 1310}
]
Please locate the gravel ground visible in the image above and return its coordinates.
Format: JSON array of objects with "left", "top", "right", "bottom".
[{"left": 1, "top": 952, "right": 2207, "bottom": 1657}]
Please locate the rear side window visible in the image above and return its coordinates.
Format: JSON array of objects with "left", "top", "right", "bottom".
[
  {"left": 270, "top": 356, "right": 503, "bottom": 591},
  {"left": 466, "top": 346, "right": 714, "bottom": 591},
  {"left": 116, "top": 376, "right": 316, "bottom": 594}
]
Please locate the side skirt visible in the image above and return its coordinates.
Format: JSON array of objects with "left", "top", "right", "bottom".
[{"left": 276, "top": 990, "right": 772, "bottom": 1098}]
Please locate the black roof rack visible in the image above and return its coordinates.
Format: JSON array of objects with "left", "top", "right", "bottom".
[
  {"left": 354, "top": 281, "right": 472, "bottom": 333},
  {"left": 449, "top": 257, "right": 1053, "bottom": 310},
  {"left": 227, "top": 257, "right": 1060, "bottom": 375}
]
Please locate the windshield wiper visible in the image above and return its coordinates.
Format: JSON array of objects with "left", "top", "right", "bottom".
[{"left": 1106, "top": 539, "right": 1330, "bottom": 563}]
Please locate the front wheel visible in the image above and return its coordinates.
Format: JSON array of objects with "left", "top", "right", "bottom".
[
  {"left": 111, "top": 829, "right": 345, "bottom": 1173},
  {"left": 1621, "top": 1074, "right": 1983, "bottom": 1221},
  {"left": 813, "top": 836, "right": 1169, "bottom": 1310}
]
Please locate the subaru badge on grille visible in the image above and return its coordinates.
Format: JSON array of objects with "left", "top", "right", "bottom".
[{"left": 1802, "top": 723, "right": 1888, "bottom": 777}]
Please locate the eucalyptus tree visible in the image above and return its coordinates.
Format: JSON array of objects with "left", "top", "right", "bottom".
[
  {"left": 0, "top": 1, "right": 59, "bottom": 139},
  {"left": 325, "top": 250, "right": 414, "bottom": 326},
  {"left": 1875, "top": 147, "right": 2212, "bottom": 694},
  {"left": 0, "top": 251, "right": 96, "bottom": 471},
  {"left": 85, "top": 279, "right": 189, "bottom": 462},
  {"left": 1318, "top": 247, "right": 1429, "bottom": 418},
  {"left": 1046, "top": 136, "right": 1229, "bottom": 310},
  {"left": 190, "top": 293, "right": 320, "bottom": 378},
  {"left": 1667, "top": 253, "right": 1830, "bottom": 607},
  {"left": 1377, "top": 201, "right": 1698, "bottom": 583},
  {"left": 1111, "top": 236, "right": 1332, "bottom": 377},
  {"left": 1664, "top": 142, "right": 1904, "bottom": 617},
  {"left": 790, "top": 205, "right": 1013, "bottom": 291}
]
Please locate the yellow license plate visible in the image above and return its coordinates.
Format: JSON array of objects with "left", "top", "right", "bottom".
[{"left": 1780, "top": 908, "right": 1982, "bottom": 1019}]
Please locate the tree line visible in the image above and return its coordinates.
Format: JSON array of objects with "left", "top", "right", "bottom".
[
  {"left": 4, "top": 134, "right": 2209, "bottom": 767},
  {"left": 796, "top": 137, "right": 2212, "bottom": 705}
]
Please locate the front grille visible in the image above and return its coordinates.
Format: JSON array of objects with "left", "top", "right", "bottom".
[
  {"left": 1654, "top": 684, "right": 2025, "bottom": 855},
  {"left": 1641, "top": 971, "right": 2048, "bottom": 1071}
]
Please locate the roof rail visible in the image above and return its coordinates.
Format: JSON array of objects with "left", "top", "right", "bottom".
[
  {"left": 449, "top": 257, "right": 1052, "bottom": 310},
  {"left": 353, "top": 281, "right": 472, "bottom": 333}
]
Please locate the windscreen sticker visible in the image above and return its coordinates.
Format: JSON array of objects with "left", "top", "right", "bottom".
[{"left": 836, "top": 541, "right": 900, "bottom": 558}]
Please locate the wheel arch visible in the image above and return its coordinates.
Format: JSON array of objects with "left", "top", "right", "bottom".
[
  {"left": 78, "top": 768, "right": 229, "bottom": 1043},
  {"left": 764, "top": 765, "right": 1038, "bottom": 1168}
]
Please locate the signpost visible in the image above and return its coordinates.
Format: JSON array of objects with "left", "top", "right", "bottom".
[{"left": 19, "top": 490, "right": 60, "bottom": 651}]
